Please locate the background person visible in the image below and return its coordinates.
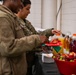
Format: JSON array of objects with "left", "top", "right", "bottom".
[
  {"left": 16, "top": 0, "right": 61, "bottom": 75},
  {"left": 0, "top": 0, "right": 48, "bottom": 75}
]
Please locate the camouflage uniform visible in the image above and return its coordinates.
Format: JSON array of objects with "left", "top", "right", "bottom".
[
  {"left": 0, "top": 5, "right": 43, "bottom": 75},
  {"left": 17, "top": 18, "right": 54, "bottom": 75}
]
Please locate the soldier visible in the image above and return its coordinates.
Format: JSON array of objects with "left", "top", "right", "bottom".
[
  {"left": 0, "top": 0, "right": 48, "bottom": 75},
  {"left": 16, "top": 0, "right": 61, "bottom": 75}
]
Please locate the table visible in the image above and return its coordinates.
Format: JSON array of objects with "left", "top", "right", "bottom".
[{"left": 33, "top": 53, "right": 61, "bottom": 75}]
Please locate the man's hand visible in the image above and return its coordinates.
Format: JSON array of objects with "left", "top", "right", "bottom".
[{"left": 39, "top": 35, "right": 48, "bottom": 44}]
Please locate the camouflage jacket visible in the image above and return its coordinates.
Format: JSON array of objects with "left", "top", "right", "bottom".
[{"left": 0, "top": 5, "right": 42, "bottom": 75}]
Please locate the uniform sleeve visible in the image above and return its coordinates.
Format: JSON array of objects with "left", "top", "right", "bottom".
[
  {"left": 0, "top": 17, "right": 41, "bottom": 57},
  {"left": 38, "top": 28, "right": 54, "bottom": 38}
]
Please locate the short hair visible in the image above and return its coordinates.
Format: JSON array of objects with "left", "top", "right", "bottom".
[{"left": 21, "top": 0, "right": 31, "bottom": 6}]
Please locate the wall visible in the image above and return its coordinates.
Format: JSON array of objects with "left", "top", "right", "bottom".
[
  {"left": 27, "top": 0, "right": 41, "bottom": 28},
  {"left": 41, "top": 0, "right": 57, "bottom": 29},
  {"left": 61, "top": 0, "right": 76, "bottom": 34},
  {"left": 27, "top": 0, "right": 76, "bottom": 34},
  {"left": 27, "top": 0, "right": 57, "bottom": 29},
  {"left": 0, "top": 1, "right": 2, "bottom": 4}
]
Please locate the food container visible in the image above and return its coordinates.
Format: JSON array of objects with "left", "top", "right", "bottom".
[{"left": 54, "top": 59, "right": 76, "bottom": 75}]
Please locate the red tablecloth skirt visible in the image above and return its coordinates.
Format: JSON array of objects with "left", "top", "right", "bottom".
[{"left": 54, "top": 59, "right": 76, "bottom": 75}]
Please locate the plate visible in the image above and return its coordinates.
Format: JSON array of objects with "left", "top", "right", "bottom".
[{"left": 45, "top": 42, "right": 61, "bottom": 46}]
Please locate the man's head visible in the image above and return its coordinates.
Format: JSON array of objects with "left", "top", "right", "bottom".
[
  {"left": 17, "top": 0, "right": 31, "bottom": 19},
  {"left": 3, "top": 0, "right": 23, "bottom": 13}
]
